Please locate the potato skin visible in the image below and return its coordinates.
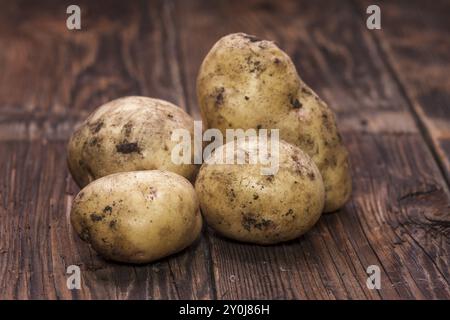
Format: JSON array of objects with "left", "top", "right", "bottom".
[
  {"left": 197, "top": 33, "right": 351, "bottom": 212},
  {"left": 67, "top": 96, "right": 197, "bottom": 188},
  {"left": 71, "top": 170, "right": 202, "bottom": 264},
  {"left": 195, "top": 138, "right": 324, "bottom": 245}
]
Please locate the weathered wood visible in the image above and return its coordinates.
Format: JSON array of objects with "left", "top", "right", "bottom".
[
  {"left": 355, "top": 0, "right": 450, "bottom": 184},
  {"left": 174, "top": 0, "right": 450, "bottom": 299},
  {"left": 0, "top": 0, "right": 449, "bottom": 300},
  {"left": 0, "top": 0, "right": 214, "bottom": 299}
]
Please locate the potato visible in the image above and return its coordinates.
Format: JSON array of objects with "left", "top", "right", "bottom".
[
  {"left": 67, "top": 96, "right": 197, "bottom": 188},
  {"left": 71, "top": 170, "right": 202, "bottom": 264},
  {"left": 195, "top": 137, "right": 324, "bottom": 244},
  {"left": 197, "top": 33, "right": 351, "bottom": 212}
]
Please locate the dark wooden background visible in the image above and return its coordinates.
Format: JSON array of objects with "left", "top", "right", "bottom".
[{"left": 0, "top": 0, "right": 449, "bottom": 299}]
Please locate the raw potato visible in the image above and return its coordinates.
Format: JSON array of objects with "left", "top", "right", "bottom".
[
  {"left": 71, "top": 170, "right": 202, "bottom": 264},
  {"left": 67, "top": 96, "right": 197, "bottom": 188},
  {"left": 195, "top": 138, "right": 324, "bottom": 244},
  {"left": 197, "top": 33, "right": 351, "bottom": 212}
]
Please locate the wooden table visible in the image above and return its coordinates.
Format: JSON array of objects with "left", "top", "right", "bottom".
[{"left": 1, "top": 0, "right": 449, "bottom": 300}]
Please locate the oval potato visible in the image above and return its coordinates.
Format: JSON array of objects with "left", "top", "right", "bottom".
[
  {"left": 67, "top": 96, "right": 197, "bottom": 188},
  {"left": 197, "top": 33, "right": 351, "bottom": 212},
  {"left": 195, "top": 137, "right": 324, "bottom": 244},
  {"left": 71, "top": 170, "right": 202, "bottom": 264}
]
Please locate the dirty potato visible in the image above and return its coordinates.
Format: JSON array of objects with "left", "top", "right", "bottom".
[
  {"left": 67, "top": 96, "right": 197, "bottom": 188},
  {"left": 71, "top": 170, "right": 202, "bottom": 264},
  {"left": 197, "top": 33, "right": 351, "bottom": 212},
  {"left": 195, "top": 137, "right": 324, "bottom": 245}
]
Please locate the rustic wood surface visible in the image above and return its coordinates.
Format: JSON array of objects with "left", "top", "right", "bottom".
[{"left": 0, "top": 0, "right": 449, "bottom": 299}]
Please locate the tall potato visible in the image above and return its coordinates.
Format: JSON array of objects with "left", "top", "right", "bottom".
[
  {"left": 195, "top": 138, "right": 324, "bottom": 245},
  {"left": 67, "top": 96, "right": 197, "bottom": 188},
  {"left": 71, "top": 170, "right": 202, "bottom": 264},
  {"left": 197, "top": 33, "right": 351, "bottom": 212}
]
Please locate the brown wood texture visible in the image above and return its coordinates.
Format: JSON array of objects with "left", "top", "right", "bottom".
[
  {"left": 0, "top": 0, "right": 449, "bottom": 299},
  {"left": 356, "top": 0, "right": 450, "bottom": 185}
]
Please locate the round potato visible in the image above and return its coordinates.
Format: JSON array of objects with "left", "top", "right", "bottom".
[
  {"left": 197, "top": 33, "right": 351, "bottom": 212},
  {"left": 67, "top": 96, "right": 197, "bottom": 188},
  {"left": 195, "top": 137, "right": 324, "bottom": 244},
  {"left": 71, "top": 170, "right": 202, "bottom": 264}
]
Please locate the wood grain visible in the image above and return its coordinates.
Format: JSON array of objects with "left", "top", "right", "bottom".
[
  {"left": 174, "top": 0, "right": 450, "bottom": 299},
  {"left": 355, "top": 0, "right": 450, "bottom": 184},
  {"left": 0, "top": 0, "right": 214, "bottom": 300},
  {"left": 0, "top": 0, "right": 449, "bottom": 299}
]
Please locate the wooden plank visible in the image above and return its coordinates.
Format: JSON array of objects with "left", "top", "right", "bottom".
[
  {"left": 174, "top": 0, "right": 450, "bottom": 299},
  {"left": 1, "top": 0, "right": 449, "bottom": 300},
  {"left": 0, "top": 0, "right": 214, "bottom": 299},
  {"left": 354, "top": 0, "right": 450, "bottom": 184},
  {"left": 0, "top": 0, "right": 192, "bottom": 140},
  {"left": 0, "top": 133, "right": 213, "bottom": 299}
]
